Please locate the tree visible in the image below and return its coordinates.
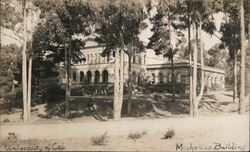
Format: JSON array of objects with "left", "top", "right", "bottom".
[
  {"left": 239, "top": 0, "right": 246, "bottom": 114},
  {"left": 173, "top": 0, "right": 217, "bottom": 117},
  {"left": 33, "top": 0, "right": 95, "bottom": 117},
  {"left": 125, "top": 38, "right": 144, "bottom": 115},
  {"left": 219, "top": 0, "right": 249, "bottom": 108},
  {"left": 147, "top": 0, "right": 186, "bottom": 103},
  {"left": 1, "top": 0, "right": 40, "bottom": 122},
  {"left": 94, "top": 0, "right": 147, "bottom": 120},
  {"left": 0, "top": 44, "right": 21, "bottom": 111}
]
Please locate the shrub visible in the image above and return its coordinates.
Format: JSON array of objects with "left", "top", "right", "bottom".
[
  {"left": 163, "top": 128, "right": 175, "bottom": 139},
  {"left": 128, "top": 130, "right": 147, "bottom": 141},
  {"left": 90, "top": 132, "right": 109, "bottom": 146},
  {"left": 8, "top": 132, "right": 17, "bottom": 141},
  {"left": 3, "top": 118, "right": 10, "bottom": 123}
]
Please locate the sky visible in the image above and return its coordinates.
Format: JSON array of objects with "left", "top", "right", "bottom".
[
  {"left": 139, "top": 9, "right": 224, "bottom": 50},
  {"left": 1, "top": 4, "right": 223, "bottom": 51}
]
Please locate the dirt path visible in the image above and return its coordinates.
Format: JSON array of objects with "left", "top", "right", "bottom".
[{"left": 0, "top": 114, "right": 249, "bottom": 151}]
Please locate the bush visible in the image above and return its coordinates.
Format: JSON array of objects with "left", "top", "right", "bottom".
[
  {"left": 90, "top": 132, "right": 109, "bottom": 146},
  {"left": 3, "top": 118, "right": 10, "bottom": 123},
  {"left": 163, "top": 128, "right": 175, "bottom": 139},
  {"left": 128, "top": 130, "right": 147, "bottom": 141},
  {"left": 37, "top": 78, "right": 65, "bottom": 103}
]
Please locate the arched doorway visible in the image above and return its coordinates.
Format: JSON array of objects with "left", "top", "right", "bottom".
[
  {"left": 80, "top": 71, "right": 84, "bottom": 82},
  {"left": 103, "top": 70, "right": 108, "bottom": 83},
  {"left": 159, "top": 72, "right": 163, "bottom": 83},
  {"left": 152, "top": 73, "right": 155, "bottom": 84},
  {"left": 95, "top": 71, "right": 100, "bottom": 83},
  {"left": 87, "top": 71, "right": 92, "bottom": 84},
  {"left": 73, "top": 71, "right": 76, "bottom": 82}
]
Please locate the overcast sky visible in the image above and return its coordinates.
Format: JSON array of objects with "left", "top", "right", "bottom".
[{"left": 1, "top": 5, "right": 223, "bottom": 51}]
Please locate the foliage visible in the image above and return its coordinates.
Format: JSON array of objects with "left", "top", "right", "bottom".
[
  {"left": 0, "top": 44, "right": 21, "bottom": 102},
  {"left": 36, "top": 78, "right": 65, "bottom": 103},
  {"left": 207, "top": 44, "right": 228, "bottom": 68},
  {"left": 219, "top": 0, "right": 249, "bottom": 59},
  {"left": 128, "top": 130, "right": 147, "bottom": 141},
  {"left": 148, "top": 1, "right": 187, "bottom": 59},
  {"left": 90, "top": 132, "right": 109, "bottom": 146},
  {"left": 94, "top": 0, "right": 147, "bottom": 55},
  {"left": 163, "top": 128, "right": 175, "bottom": 139},
  {"left": 32, "top": 0, "right": 94, "bottom": 64},
  {"left": 3, "top": 118, "right": 10, "bottom": 123}
]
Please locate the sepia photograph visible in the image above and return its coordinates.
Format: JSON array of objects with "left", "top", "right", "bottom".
[{"left": 0, "top": 0, "right": 249, "bottom": 151}]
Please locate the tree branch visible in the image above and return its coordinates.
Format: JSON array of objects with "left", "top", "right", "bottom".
[{"left": 1, "top": 32, "right": 22, "bottom": 43}]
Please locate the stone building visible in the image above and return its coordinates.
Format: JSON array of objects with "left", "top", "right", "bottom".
[{"left": 58, "top": 40, "right": 225, "bottom": 93}]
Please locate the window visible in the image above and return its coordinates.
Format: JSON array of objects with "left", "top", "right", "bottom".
[
  {"left": 94, "top": 71, "right": 100, "bottom": 83},
  {"left": 87, "top": 71, "right": 92, "bottom": 84},
  {"left": 73, "top": 71, "right": 76, "bottom": 82},
  {"left": 159, "top": 73, "right": 163, "bottom": 83},
  {"left": 152, "top": 73, "right": 155, "bottom": 84},
  {"left": 103, "top": 70, "right": 108, "bottom": 83},
  {"left": 80, "top": 71, "right": 84, "bottom": 82}
]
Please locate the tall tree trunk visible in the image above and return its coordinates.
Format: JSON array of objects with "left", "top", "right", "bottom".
[
  {"left": 233, "top": 49, "right": 238, "bottom": 103},
  {"left": 114, "top": 48, "right": 120, "bottom": 120},
  {"left": 22, "top": 0, "right": 28, "bottom": 123},
  {"left": 65, "top": 37, "right": 71, "bottom": 118},
  {"left": 239, "top": 0, "right": 245, "bottom": 114},
  {"left": 127, "top": 54, "right": 132, "bottom": 115},
  {"left": 193, "top": 24, "right": 205, "bottom": 116},
  {"left": 119, "top": 49, "right": 124, "bottom": 116},
  {"left": 187, "top": 3, "right": 193, "bottom": 117},
  {"left": 192, "top": 24, "right": 198, "bottom": 116},
  {"left": 171, "top": 55, "right": 175, "bottom": 103},
  {"left": 168, "top": 13, "right": 175, "bottom": 103},
  {"left": 27, "top": 57, "right": 32, "bottom": 119}
]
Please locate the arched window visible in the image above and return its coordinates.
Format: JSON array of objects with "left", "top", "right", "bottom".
[
  {"left": 138, "top": 75, "right": 141, "bottom": 84},
  {"left": 138, "top": 56, "right": 142, "bottom": 64},
  {"left": 80, "top": 71, "right": 84, "bottom": 82},
  {"left": 133, "top": 55, "right": 136, "bottom": 63},
  {"left": 132, "top": 72, "right": 136, "bottom": 83},
  {"left": 87, "top": 71, "right": 92, "bottom": 84},
  {"left": 152, "top": 73, "right": 155, "bottom": 84},
  {"left": 103, "top": 70, "right": 108, "bottom": 83},
  {"left": 73, "top": 71, "right": 76, "bottom": 82},
  {"left": 94, "top": 71, "right": 100, "bottom": 83},
  {"left": 159, "top": 73, "right": 163, "bottom": 83}
]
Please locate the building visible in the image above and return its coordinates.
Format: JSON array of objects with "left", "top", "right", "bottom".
[{"left": 58, "top": 40, "right": 225, "bottom": 94}]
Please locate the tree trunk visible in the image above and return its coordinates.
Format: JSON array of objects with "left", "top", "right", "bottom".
[
  {"left": 22, "top": 0, "right": 28, "bottom": 123},
  {"left": 187, "top": 3, "right": 193, "bottom": 117},
  {"left": 119, "top": 49, "right": 124, "bottom": 116},
  {"left": 239, "top": 0, "right": 245, "bottom": 114},
  {"left": 27, "top": 57, "right": 32, "bottom": 119},
  {"left": 127, "top": 54, "right": 132, "bottom": 115},
  {"left": 233, "top": 49, "right": 238, "bottom": 103},
  {"left": 65, "top": 38, "right": 71, "bottom": 118},
  {"left": 193, "top": 24, "right": 205, "bottom": 116},
  {"left": 113, "top": 48, "right": 120, "bottom": 120},
  {"left": 192, "top": 24, "right": 198, "bottom": 116},
  {"left": 171, "top": 55, "right": 175, "bottom": 103}
]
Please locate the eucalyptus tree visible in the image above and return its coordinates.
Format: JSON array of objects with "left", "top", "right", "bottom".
[
  {"left": 93, "top": 0, "right": 148, "bottom": 119},
  {"left": 170, "top": 0, "right": 217, "bottom": 117},
  {"left": 33, "top": 0, "right": 95, "bottom": 117},
  {"left": 1, "top": 0, "right": 40, "bottom": 122},
  {"left": 147, "top": 0, "right": 186, "bottom": 103},
  {"left": 219, "top": 0, "right": 249, "bottom": 112}
]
